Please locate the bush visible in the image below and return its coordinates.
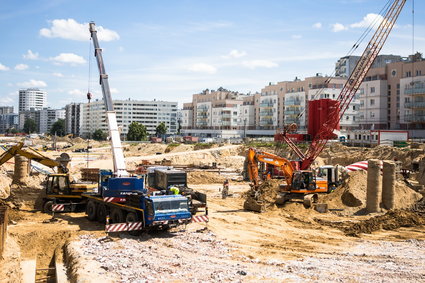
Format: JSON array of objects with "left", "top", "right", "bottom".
[{"left": 165, "top": 143, "right": 180, "bottom": 153}]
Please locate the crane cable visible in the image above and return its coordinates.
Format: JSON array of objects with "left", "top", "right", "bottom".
[
  {"left": 293, "top": 0, "right": 393, "bottom": 122},
  {"left": 86, "top": 37, "right": 93, "bottom": 168}
]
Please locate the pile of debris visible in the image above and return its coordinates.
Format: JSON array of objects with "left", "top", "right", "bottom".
[
  {"left": 316, "top": 210, "right": 425, "bottom": 237},
  {"left": 243, "top": 179, "right": 281, "bottom": 212}
]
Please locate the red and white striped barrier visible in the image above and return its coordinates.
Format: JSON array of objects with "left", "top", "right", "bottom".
[
  {"left": 345, "top": 160, "right": 383, "bottom": 172},
  {"left": 103, "top": 197, "right": 126, "bottom": 203},
  {"left": 105, "top": 222, "right": 143, "bottom": 232},
  {"left": 192, "top": 215, "right": 209, "bottom": 223},
  {"left": 52, "top": 204, "right": 65, "bottom": 212}
]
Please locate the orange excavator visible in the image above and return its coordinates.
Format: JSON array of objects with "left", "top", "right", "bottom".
[{"left": 246, "top": 148, "right": 340, "bottom": 209}]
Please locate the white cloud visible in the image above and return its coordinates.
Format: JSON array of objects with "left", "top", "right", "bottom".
[
  {"left": 40, "top": 19, "right": 120, "bottom": 41},
  {"left": 50, "top": 53, "right": 86, "bottom": 65},
  {"left": 242, "top": 60, "right": 278, "bottom": 69},
  {"left": 350, "top": 13, "right": 384, "bottom": 29},
  {"left": 187, "top": 63, "right": 217, "bottom": 74},
  {"left": 23, "top": 50, "right": 39, "bottom": 60},
  {"left": 0, "top": 96, "right": 14, "bottom": 105},
  {"left": 0, "top": 63, "right": 10, "bottom": 71},
  {"left": 52, "top": 72, "right": 64, "bottom": 77},
  {"left": 223, "top": 49, "right": 247, "bottom": 59},
  {"left": 291, "top": 34, "right": 302, "bottom": 39},
  {"left": 313, "top": 22, "right": 322, "bottom": 29},
  {"left": 68, "top": 89, "right": 85, "bottom": 96},
  {"left": 15, "top": 64, "right": 29, "bottom": 70},
  {"left": 332, "top": 23, "right": 348, "bottom": 32},
  {"left": 18, "top": 79, "right": 47, "bottom": 88},
  {"left": 110, "top": 88, "right": 119, "bottom": 94}
]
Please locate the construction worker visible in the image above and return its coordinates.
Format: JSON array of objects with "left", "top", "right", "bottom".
[
  {"left": 169, "top": 186, "right": 180, "bottom": 195},
  {"left": 222, "top": 179, "right": 229, "bottom": 199}
]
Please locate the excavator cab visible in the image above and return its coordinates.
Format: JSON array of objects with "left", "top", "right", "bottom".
[
  {"left": 46, "top": 174, "right": 72, "bottom": 195},
  {"left": 291, "top": 171, "right": 316, "bottom": 191}
]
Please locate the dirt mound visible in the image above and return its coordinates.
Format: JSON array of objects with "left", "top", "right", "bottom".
[
  {"left": 243, "top": 179, "right": 281, "bottom": 212},
  {"left": 188, "top": 171, "right": 226, "bottom": 184},
  {"left": 320, "top": 144, "right": 425, "bottom": 169},
  {"left": 343, "top": 210, "right": 425, "bottom": 236},
  {"left": 320, "top": 170, "right": 422, "bottom": 214},
  {"left": 315, "top": 210, "right": 425, "bottom": 237}
]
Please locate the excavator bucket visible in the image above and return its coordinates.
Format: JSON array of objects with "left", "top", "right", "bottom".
[{"left": 243, "top": 198, "right": 265, "bottom": 213}]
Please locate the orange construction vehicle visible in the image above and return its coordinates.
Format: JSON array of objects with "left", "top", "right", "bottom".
[{"left": 246, "top": 148, "right": 340, "bottom": 208}]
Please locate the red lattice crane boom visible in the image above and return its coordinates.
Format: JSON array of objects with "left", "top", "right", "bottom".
[{"left": 280, "top": 0, "right": 406, "bottom": 170}]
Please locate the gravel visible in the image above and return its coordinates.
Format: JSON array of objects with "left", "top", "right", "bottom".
[{"left": 71, "top": 230, "right": 425, "bottom": 282}]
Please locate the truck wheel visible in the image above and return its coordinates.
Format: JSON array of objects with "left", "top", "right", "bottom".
[
  {"left": 126, "top": 212, "right": 139, "bottom": 222},
  {"left": 86, "top": 201, "right": 97, "bottom": 221},
  {"left": 111, "top": 208, "right": 125, "bottom": 223},
  {"left": 97, "top": 204, "right": 107, "bottom": 223},
  {"left": 43, "top": 200, "right": 54, "bottom": 213}
]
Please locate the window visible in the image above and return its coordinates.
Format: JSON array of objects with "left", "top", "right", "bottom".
[
  {"left": 370, "top": 99, "right": 375, "bottom": 106},
  {"left": 370, "top": 87, "right": 375, "bottom": 93},
  {"left": 370, "top": 112, "right": 375, "bottom": 118}
]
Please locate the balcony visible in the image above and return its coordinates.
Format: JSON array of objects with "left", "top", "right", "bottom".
[
  {"left": 259, "top": 102, "right": 274, "bottom": 107},
  {"left": 284, "top": 110, "right": 300, "bottom": 115},
  {"left": 405, "top": 114, "right": 425, "bottom": 122},
  {"left": 405, "top": 87, "right": 425, "bottom": 95},
  {"left": 285, "top": 99, "right": 302, "bottom": 106},
  {"left": 259, "top": 110, "right": 273, "bottom": 116},
  {"left": 404, "top": 102, "right": 425, "bottom": 109}
]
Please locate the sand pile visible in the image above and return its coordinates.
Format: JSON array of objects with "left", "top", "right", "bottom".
[
  {"left": 243, "top": 179, "right": 281, "bottom": 212},
  {"left": 317, "top": 210, "right": 425, "bottom": 237},
  {"left": 188, "top": 171, "right": 226, "bottom": 184},
  {"left": 320, "top": 170, "right": 422, "bottom": 215},
  {"left": 320, "top": 144, "right": 425, "bottom": 169}
]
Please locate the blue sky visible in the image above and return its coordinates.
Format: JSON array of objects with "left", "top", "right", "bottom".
[{"left": 0, "top": 0, "right": 423, "bottom": 109}]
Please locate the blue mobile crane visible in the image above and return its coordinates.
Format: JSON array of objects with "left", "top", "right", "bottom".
[{"left": 46, "top": 22, "right": 193, "bottom": 232}]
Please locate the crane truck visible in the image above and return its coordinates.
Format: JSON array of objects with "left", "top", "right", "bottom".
[{"left": 42, "top": 22, "right": 194, "bottom": 232}]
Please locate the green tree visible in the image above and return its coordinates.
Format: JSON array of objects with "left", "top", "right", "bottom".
[
  {"left": 127, "top": 121, "right": 148, "bottom": 141},
  {"left": 23, "top": 118, "right": 37, "bottom": 134},
  {"left": 50, "top": 119, "right": 66, "bottom": 136},
  {"left": 92, "top": 129, "right": 107, "bottom": 141},
  {"left": 155, "top": 122, "right": 168, "bottom": 137}
]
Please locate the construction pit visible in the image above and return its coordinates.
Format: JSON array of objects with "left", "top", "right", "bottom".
[{"left": 1, "top": 137, "right": 425, "bottom": 282}]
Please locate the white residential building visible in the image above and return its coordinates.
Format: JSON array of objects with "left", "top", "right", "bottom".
[
  {"left": 18, "top": 88, "right": 47, "bottom": 112},
  {"left": 80, "top": 99, "right": 178, "bottom": 138},
  {"left": 39, "top": 108, "right": 65, "bottom": 134}
]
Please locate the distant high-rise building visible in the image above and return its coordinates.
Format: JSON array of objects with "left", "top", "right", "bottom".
[
  {"left": 39, "top": 108, "right": 65, "bottom": 134},
  {"left": 65, "top": 103, "right": 84, "bottom": 136},
  {"left": 0, "top": 106, "right": 14, "bottom": 115},
  {"left": 18, "top": 88, "right": 47, "bottom": 112}
]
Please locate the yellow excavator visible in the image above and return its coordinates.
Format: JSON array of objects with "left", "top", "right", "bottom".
[
  {"left": 245, "top": 148, "right": 341, "bottom": 210},
  {"left": 0, "top": 142, "right": 97, "bottom": 212}
]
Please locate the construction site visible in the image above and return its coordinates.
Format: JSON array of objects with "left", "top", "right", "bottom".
[{"left": 1, "top": 0, "right": 425, "bottom": 282}]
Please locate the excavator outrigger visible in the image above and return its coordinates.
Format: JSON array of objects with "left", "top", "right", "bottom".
[{"left": 245, "top": 148, "right": 341, "bottom": 210}]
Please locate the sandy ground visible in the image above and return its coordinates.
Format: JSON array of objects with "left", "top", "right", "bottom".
[{"left": 1, "top": 139, "right": 425, "bottom": 282}]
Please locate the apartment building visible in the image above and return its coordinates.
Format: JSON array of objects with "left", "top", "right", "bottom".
[
  {"left": 358, "top": 53, "right": 425, "bottom": 137},
  {"left": 0, "top": 106, "right": 14, "bottom": 115},
  {"left": 181, "top": 88, "right": 249, "bottom": 138},
  {"left": 0, "top": 113, "right": 18, "bottom": 133},
  {"left": 335, "top": 55, "right": 402, "bottom": 78},
  {"left": 65, "top": 103, "right": 84, "bottom": 136},
  {"left": 39, "top": 108, "right": 65, "bottom": 134},
  {"left": 80, "top": 99, "right": 178, "bottom": 138},
  {"left": 18, "top": 88, "right": 47, "bottom": 112}
]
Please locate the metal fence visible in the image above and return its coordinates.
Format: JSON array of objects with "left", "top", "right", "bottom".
[{"left": 0, "top": 205, "right": 8, "bottom": 258}]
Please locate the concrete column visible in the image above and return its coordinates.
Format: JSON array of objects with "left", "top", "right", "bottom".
[
  {"left": 13, "top": 155, "right": 29, "bottom": 184},
  {"left": 382, "top": 160, "right": 396, "bottom": 210},
  {"left": 366, "top": 159, "right": 381, "bottom": 213}
]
